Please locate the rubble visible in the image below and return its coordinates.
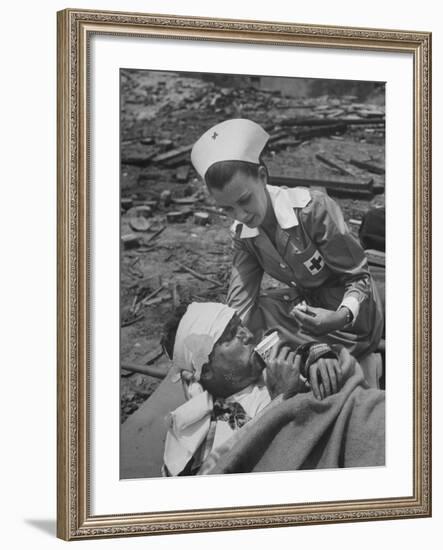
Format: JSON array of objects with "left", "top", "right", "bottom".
[
  {"left": 129, "top": 217, "right": 151, "bottom": 232},
  {"left": 141, "top": 199, "right": 159, "bottom": 211},
  {"left": 176, "top": 261, "right": 225, "bottom": 288},
  {"left": 269, "top": 174, "right": 374, "bottom": 199},
  {"left": 315, "top": 151, "right": 360, "bottom": 178},
  {"left": 152, "top": 145, "right": 192, "bottom": 166},
  {"left": 120, "top": 70, "right": 386, "bottom": 421},
  {"left": 171, "top": 193, "right": 201, "bottom": 205},
  {"left": 160, "top": 189, "right": 172, "bottom": 206},
  {"left": 349, "top": 158, "right": 385, "bottom": 175},
  {"left": 281, "top": 117, "right": 385, "bottom": 127},
  {"left": 121, "top": 361, "right": 168, "bottom": 379},
  {"left": 127, "top": 205, "right": 152, "bottom": 218},
  {"left": 121, "top": 198, "right": 133, "bottom": 211},
  {"left": 194, "top": 212, "right": 210, "bottom": 225},
  {"left": 166, "top": 211, "right": 192, "bottom": 223},
  {"left": 121, "top": 233, "right": 141, "bottom": 250},
  {"left": 144, "top": 225, "right": 166, "bottom": 244},
  {"left": 175, "top": 165, "right": 190, "bottom": 182},
  {"left": 121, "top": 144, "right": 157, "bottom": 167}
]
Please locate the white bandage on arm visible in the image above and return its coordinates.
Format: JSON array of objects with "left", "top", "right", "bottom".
[{"left": 338, "top": 295, "right": 360, "bottom": 326}]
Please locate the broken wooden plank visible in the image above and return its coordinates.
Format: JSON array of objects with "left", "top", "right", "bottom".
[
  {"left": 121, "top": 311, "right": 145, "bottom": 327},
  {"left": 349, "top": 158, "right": 385, "bottom": 175},
  {"left": 121, "top": 147, "right": 157, "bottom": 167},
  {"left": 144, "top": 225, "right": 166, "bottom": 244},
  {"left": 269, "top": 138, "right": 301, "bottom": 151},
  {"left": 176, "top": 262, "right": 224, "bottom": 288},
  {"left": 142, "top": 294, "right": 172, "bottom": 307},
  {"left": 355, "top": 109, "right": 385, "bottom": 118},
  {"left": 137, "top": 286, "right": 167, "bottom": 308},
  {"left": 121, "top": 363, "right": 169, "bottom": 379},
  {"left": 372, "top": 183, "right": 385, "bottom": 195},
  {"left": 139, "top": 286, "right": 163, "bottom": 304},
  {"left": 171, "top": 194, "right": 201, "bottom": 205},
  {"left": 268, "top": 130, "right": 291, "bottom": 144},
  {"left": 269, "top": 175, "right": 374, "bottom": 199},
  {"left": 292, "top": 124, "right": 348, "bottom": 140},
  {"left": 280, "top": 117, "right": 385, "bottom": 127},
  {"left": 152, "top": 145, "right": 192, "bottom": 166},
  {"left": 166, "top": 211, "right": 192, "bottom": 223},
  {"left": 121, "top": 347, "right": 168, "bottom": 378},
  {"left": 315, "top": 151, "right": 359, "bottom": 177}
]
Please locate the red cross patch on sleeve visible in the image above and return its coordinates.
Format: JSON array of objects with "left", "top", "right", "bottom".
[{"left": 303, "top": 251, "right": 325, "bottom": 275}]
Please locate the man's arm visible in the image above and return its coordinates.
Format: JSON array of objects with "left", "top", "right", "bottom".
[{"left": 265, "top": 343, "right": 357, "bottom": 401}]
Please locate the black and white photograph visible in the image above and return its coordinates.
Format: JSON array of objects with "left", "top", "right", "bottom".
[{"left": 119, "top": 69, "right": 387, "bottom": 479}]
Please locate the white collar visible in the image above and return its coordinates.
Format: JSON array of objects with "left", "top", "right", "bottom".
[{"left": 231, "top": 185, "right": 311, "bottom": 238}]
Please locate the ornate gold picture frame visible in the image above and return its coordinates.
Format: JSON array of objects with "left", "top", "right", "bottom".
[{"left": 57, "top": 8, "right": 431, "bottom": 540}]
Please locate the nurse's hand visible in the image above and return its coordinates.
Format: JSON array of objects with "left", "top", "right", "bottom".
[{"left": 289, "top": 305, "right": 349, "bottom": 336}]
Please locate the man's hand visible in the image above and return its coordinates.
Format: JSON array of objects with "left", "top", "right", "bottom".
[
  {"left": 308, "top": 346, "right": 356, "bottom": 400},
  {"left": 290, "top": 305, "right": 349, "bottom": 336},
  {"left": 265, "top": 345, "right": 303, "bottom": 400},
  {"left": 308, "top": 357, "right": 342, "bottom": 400}
]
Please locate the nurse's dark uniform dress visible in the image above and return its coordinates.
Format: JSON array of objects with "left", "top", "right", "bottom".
[{"left": 227, "top": 185, "right": 384, "bottom": 359}]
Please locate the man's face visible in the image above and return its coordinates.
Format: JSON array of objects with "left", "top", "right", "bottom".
[{"left": 201, "top": 316, "right": 264, "bottom": 398}]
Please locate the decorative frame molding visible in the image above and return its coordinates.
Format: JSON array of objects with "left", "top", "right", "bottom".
[{"left": 57, "top": 8, "right": 431, "bottom": 540}]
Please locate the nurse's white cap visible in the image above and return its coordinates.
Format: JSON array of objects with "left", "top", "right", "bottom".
[{"left": 191, "top": 118, "right": 269, "bottom": 179}]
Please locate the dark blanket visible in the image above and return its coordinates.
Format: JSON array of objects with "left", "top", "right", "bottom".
[{"left": 205, "top": 364, "right": 385, "bottom": 474}]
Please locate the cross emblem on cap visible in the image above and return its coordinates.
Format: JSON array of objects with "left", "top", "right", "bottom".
[{"left": 211, "top": 132, "right": 218, "bottom": 140}]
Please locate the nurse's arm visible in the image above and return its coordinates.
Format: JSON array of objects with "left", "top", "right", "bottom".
[
  {"left": 226, "top": 238, "right": 263, "bottom": 322},
  {"left": 301, "top": 190, "right": 372, "bottom": 324}
]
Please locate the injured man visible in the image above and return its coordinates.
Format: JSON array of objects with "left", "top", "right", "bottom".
[{"left": 162, "top": 302, "right": 385, "bottom": 477}]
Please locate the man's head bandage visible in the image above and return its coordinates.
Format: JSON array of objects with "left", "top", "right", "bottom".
[
  {"left": 173, "top": 302, "right": 237, "bottom": 381},
  {"left": 191, "top": 119, "right": 269, "bottom": 179}
]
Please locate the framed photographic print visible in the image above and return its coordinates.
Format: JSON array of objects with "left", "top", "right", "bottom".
[{"left": 57, "top": 8, "right": 431, "bottom": 540}]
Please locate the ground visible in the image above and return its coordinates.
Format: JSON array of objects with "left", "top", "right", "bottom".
[{"left": 119, "top": 70, "right": 385, "bottom": 422}]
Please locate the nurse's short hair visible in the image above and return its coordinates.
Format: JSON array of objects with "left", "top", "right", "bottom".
[{"left": 205, "top": 159, "right": 267, "bottom": 190}]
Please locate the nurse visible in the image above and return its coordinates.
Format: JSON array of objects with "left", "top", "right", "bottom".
[{"left": 190, "top": 119, "right": 384, "bottom": 359}]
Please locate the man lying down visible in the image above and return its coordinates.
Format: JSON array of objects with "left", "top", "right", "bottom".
[{"left": 162, "top": 302, "right": 385, "bottom": 477}]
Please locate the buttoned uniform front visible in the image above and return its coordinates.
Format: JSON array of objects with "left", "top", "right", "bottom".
[{"left": 227, "top": 185, "right": 384, "bottom": 358}]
